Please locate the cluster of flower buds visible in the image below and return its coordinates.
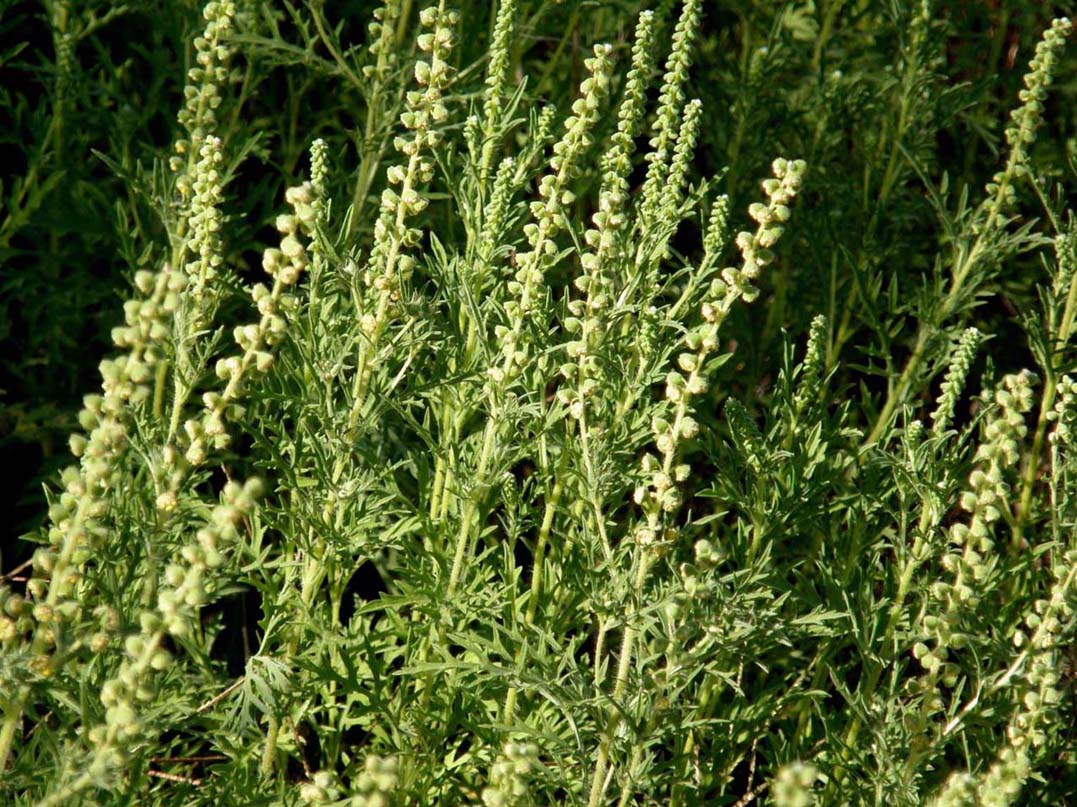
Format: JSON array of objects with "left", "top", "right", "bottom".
[
  {"left": 633, "top": 449, "right": 693, "bottom": 524},
  {"left": 983, "top": 17, "right": 1071, "bottom": 225},
  {"left": 0, "top": 588, "right": 32, "bottom": 646},
  {"left": 557, "top": 12, "right": 655, "bottom": 423},
  {"left": 724, "top": 398, "right": 767, "bottom": 473},
  {"left": 940, "top": 561, "right": 1076, "bottom": 805},
  {"left": 300, "top": 770, "right": 342, "bottom": 805},
  {"left": 640, "top": 0, "right": 701, "bottom": 224},
  {"left": 604, "top": 9, "right": 655, "bottom": 202},
  {"left": 930, "top": 327, "right": 983, "bottom": 438},
  {"left": 659, "top": 98, "right": 703, "bottom": 218},
  {"left": 161, "top": 479, "right": 262, "bottom": 631},
  {"left": 268, "top": 182, "right": 318, "bottom": 285},
  {"left": 481, "top": 740, "right": 541, "bottom": 807},
  {"left": 701, "top": 195, "right": 732, "bottom": 267},
  {"left": 87, "top": 604, "right": 121, "bottom": 654},
  {"left": 628, "top": 162, "right": 804, "bottom": 546},
  {"left": 27, "top": 263, "right": 184, "bottom": 652},
  {"left": 771, "top": 761, "right": 819, "bottom": 807},
  {"left": 172, "top": 183, "right": 312, "bottom": 475},
  {"left": 490, "top": 44, "right": 612, "bottom": 389},
  {"left": 109, "top": 267, "right": 186, "bottom": 368},
  {"left": 349, "top": 755, "right": 400, "bottom": 807},
  {"left": 1047, "top": 375, "right": 1077, "bottom": 448},
  {"left": 53, "top": 30, "right": 76, "bottom": 106},
  {"left": 172, "top": 1, "right": 235, "bottom": 170},
  {"left": 1005, "top": 556, "right": 1077, "bottom": 742},
  {"left": 792, "top": 315, "right": 829, "bottom": 418},
  {"left": 183, "top": 135, "right": 226, "bottom": 297},
  {"left": 479, "top": 0, "right": 517, "bottom": 168},
  {"left": 86, "top": 478, "right": 260, "bottom": 781},
  {"left": 306, "top": 139, "right": 331, "bottom": 289},
  {"left": 479, "top": 157, "right": 517, "bottom": 261},
  {"left": 1005, "top": 16, "right": 1071, "bottom": 150},
  {"left": 668, "top": 163, "right": 797, "bottom": 388},
  {"left": 933, "top": 770, "right": 977, "bottom": 807},
  {"left": 362, "top": 5, "right": 457, "bottom": 333},
  {"left": 971, "top": 747, "right": 1031, "bottom": 807},
  {"left": 719, "top": 158, "right": 806, "bottom": 304},
  {"left": 914, "top": 371, "right": 1037, "bottom": 690},
  {"left": 169, "top": 0, "right": 237, "bottom": 305},
  {"left": 1047, "top": 233, "right": 1077, "bottom": 451},
  {"left": 363, "top": 0, "right": 402, "bottom": 83},
  {"left": 1053, "top": 231, "right": 1075, "bottom": 297}
]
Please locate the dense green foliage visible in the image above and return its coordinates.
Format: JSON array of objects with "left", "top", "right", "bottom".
[{"left": 2, "top": 1, "right": 1077, "bottom": 804}]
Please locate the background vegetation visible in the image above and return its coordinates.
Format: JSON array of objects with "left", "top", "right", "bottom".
[{"left": 1, "top": 0, "right": 1077, "bottom": 804}]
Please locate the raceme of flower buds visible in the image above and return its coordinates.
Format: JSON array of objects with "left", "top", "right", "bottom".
[
  {"left": 982, "top": 17, "right": 1072, "bottom": 226},
  {"left": 489, "top": 43, "right": 613, "bottom": 391},
  {"left": 792, "top": 314, "right": 828, "bottom": 416},
  {"left": 915, "top": 371, "right": 1037, "bottom": 689},
  {"left": 640, "top": 0, "right": 702, "bottom": 224},
  {"left": 85, "top": 479, "right": 262, "bottom": 783},
  {"left": 481, "top": 740, "right": 541, "bottom": 807},
  {"left": 363, "top": 0, "right": 403, "bottom": 83},
  {"left": 172, "top": 1, "right": 235, "bottom": 182},
  {"left": 177, "top": 182, "right": 314, "bottom": 470},
  {"left": 931, "top": 327, "right": 983, "bottom": 438}
]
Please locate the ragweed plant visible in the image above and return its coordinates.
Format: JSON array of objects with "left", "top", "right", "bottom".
[{"left": 2, "top": 2, "right": 1077, "bottom": 806}]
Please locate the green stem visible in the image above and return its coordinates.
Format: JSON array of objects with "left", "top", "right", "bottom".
[
  {"left": 1014, "top": 264, "right": 1077, "bottom": 541},
  {"left": 447, "top": 416, "right": 498, "bottom": 597},
  {"left": 0, "top": 706, "right": 19, "bottom": 772},
  {"left": 310, "top": 3, "right": 364, "bottom": 91},
  {"left": 1013, "top": 375, "right": 1055, "bottom": 548},
  {"left": 588, "top": 553, "right": 653, "bottom": 807},
  {"left": 811, "top": 0, "right": 845, "bottom": 74},
  {"left": 502, "top": 458, "right": 566, "bottom": 724},
  {"left": 262, "top": 715, "right": 279, "bottom": 776},
  {"left": 832, "top": 509, "right": 933, "bottom": 786}
]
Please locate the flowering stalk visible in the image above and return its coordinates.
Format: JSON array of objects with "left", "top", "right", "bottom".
[
  {"left": 588, "top": 159, "right": 806, "bottom": 807},
  {"left": 555, "top": 6, "right": 656, "bottom": 551},
  {"left": 869, "top": 331, "right": 981, "bottom": 655},
  {"left": 447, "top": 43, "right": 613, "bottom": 599},
  {"left": 162, "top": 0, "right": 238, "bottom": 466},
  {"left": 1014, "top": 229, "right": 1077, "bottom": 541},
  {"left": 903, "top": 372, "right": 1037, "bottom": 770},
  {"left": 931, "top": 327, "right": 984, "bottom": 439},
  {"left": 426, "top": 109, "right": 558, "bottom": 533},
  {"left": 0, "top": 0, "right": 240, "bottom": 772},
  {"left": 974, "top": 561, "right": 1077, "bottom": 804},
  {"left": 0, "top": 260, "right": 186, "bottom": 768},
  {"left": 932, "top": 551, "right": 1077, "bottom": 807},
  {"left": 36, "top": 479, "right": 262, "bottom": 807},
  {"left": 307, "top": 4, "right": 457, "bottom": 615},
  {"left": 478, "top": 0, "right": 517, "bottom": 185},
  {"left": 306, "top": 137, "right": 332, "bottom": 309},
  {"left": 170, "top": 0, "right": 235, "bottom": 304},
  {"left": 345, "top": 2, "right": 457, "bottom": 447},
  {"left": 613, "top": 191, "right": 730, "bottom": 426},
  {"left": 791, "top": 314, "right": 829, "bottom": 423},
  {"left": 157, "top": 180, "right": 314, "bottom": 508},
  {"left": 638, "top": 0, "right": 701, "bottom": 230},
  {"left": 865, "top": 17, "right": 1072, "bottom": 447},
  {"left": 428, "top": 0, "right": 523, "bottom": 533},
  {"left": 305, "top": 8, "right": 460, "bottom": 705}
]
